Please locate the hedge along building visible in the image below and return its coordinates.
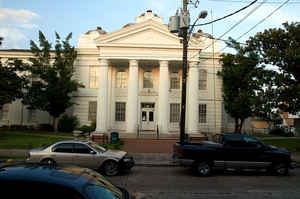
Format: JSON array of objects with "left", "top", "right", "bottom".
[{"left": 0, "top": 10, "right": 226, "bottom": 137}]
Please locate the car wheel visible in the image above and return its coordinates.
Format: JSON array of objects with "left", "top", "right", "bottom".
[
  {"left": 41, "top": 158, "right": 56, "bottom": 165},
  {"left": 103, "top": 160, "right": 119, "bottom": 176},
  {"left": 196, "top": 162, "right": 212, "bottom": 176},
  {"left": 274, "top": 163, "right": 289, "bottom": 175}
]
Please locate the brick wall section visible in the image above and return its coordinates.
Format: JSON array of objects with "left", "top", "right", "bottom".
[{"left": 123, "top": 139, "right": 179, "bottom": 153}]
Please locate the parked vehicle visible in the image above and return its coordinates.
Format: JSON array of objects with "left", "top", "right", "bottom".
[
  {"left": 0, "top": 163, "right": 131, "bottom": 199},
  {"left": 26, "top": 140, "right": 134, "bottom": 176},
  {"left": 173, "top": 133, "right": 296, "bottom": 176}
]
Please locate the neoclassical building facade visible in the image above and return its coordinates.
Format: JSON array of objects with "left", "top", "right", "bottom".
[{"left": 0, "top": 10, "right": 227, "bottom": 137}]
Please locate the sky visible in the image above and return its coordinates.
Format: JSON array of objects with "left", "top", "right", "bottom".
[{"left": 0, "top": 0, "right": 299, "bottom": 53}]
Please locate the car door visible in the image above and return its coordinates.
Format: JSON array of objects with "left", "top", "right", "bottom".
[
  {"left": 73, "top": 143, "right": 98, "bottom": 169},
  {"left": 51, "top": 143, "right": 74, "bottom": 165}
]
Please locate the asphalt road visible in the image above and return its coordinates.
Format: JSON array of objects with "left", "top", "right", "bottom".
[{"left": 107, "top": 166, "right": 300, "bottom": 199}]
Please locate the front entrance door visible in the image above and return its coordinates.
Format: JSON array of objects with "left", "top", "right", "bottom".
[{"left": 141, "top": 103, "right": 155, "bottom": 131}]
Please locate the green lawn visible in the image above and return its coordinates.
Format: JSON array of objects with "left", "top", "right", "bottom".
[
  {"left": 261, "top": 138, "right": 300, "bottom": 152},
  {"left": 0, "top": 131, "right": 69, "bottom": 149}
]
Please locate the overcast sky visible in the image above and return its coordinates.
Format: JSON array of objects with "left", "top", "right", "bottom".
[{"left": 0, "top": 0, "right": 299, "bottom": 53}]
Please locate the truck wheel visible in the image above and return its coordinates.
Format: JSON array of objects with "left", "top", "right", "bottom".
[
  {"left": 196, "top": 162, "right": 212, "bottom": 176},
  {"left": 273, "top": 163, "right": 289, "bottom": 175}
]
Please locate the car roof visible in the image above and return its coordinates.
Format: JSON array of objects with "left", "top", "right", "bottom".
[{"left": 0, "top": 163, "right": 99, "bottom": 194}]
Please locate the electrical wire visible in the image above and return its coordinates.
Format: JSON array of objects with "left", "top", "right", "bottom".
[
  {"left": 209, "top": 0, "right": 299, "bottom": 3},
  {"left": 193, "top": 0, "right": 258, "bottom": 27},
  {"left": 197, "top": 0, "right": 266, "bottom": 53},
  {"left": 221, "top": 0, "right": 290, "bottom": 51}
]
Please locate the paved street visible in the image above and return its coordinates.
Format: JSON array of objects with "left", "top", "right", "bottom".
[{"left": 107, "top": 166, "right": 300, "bottom": 199}]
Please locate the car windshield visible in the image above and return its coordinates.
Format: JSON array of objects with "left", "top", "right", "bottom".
[
  {"left": 80, "top": 169, "right": 122, "bottom": 199},
  {"left": 89, "top": 143, "right": 107, "bottom": 152}
]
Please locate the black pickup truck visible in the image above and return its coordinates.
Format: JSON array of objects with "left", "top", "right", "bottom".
[{"left": 173, "top": 134, "right": 296, "bottom": 176}]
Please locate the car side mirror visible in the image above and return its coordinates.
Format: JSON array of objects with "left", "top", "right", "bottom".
[{"left": 90, "top": 151, "right": 96, "bottom": 155}]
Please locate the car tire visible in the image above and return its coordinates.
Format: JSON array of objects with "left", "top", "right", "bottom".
[
  {"left": 41, "top": 158, "right": 56, "bottom": 165},
  {"left": 273, "top": 163, "right": 289, "bottom": 176},
  {"left": 103, "top": 160, "right": 119, "bottom": 176},
  {"left": 196, "top": 162, "right": 212, "bottom": 177}
]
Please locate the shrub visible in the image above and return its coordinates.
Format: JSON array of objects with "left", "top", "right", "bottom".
[
  {"left": 57, "top": 115, "right": 79, "bottom": 133},
  {"left": 269, "top": 128, "right": 286, "bottom": 136},
  {"left": 101, "top": 140, "right": 124, "bottom": 150},
  {"left": 9, "top": 125, "right": 27, "bottom": 131},
  {"left": 77, "top": 121, "right": 96, "bottom": 133},
  {"left": 38, "top": 123, "right": 54, "bottom": 132}
]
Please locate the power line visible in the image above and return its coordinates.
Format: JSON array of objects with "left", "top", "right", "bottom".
[
  {"left": 197, "top": 0, "right": 266, "bottom": 53},
  {"left": 222, "top": 0, "right": 290, "bottom": 51},
  {"left": 209, "top": 0, "right": 299, "bottom": 3},
  {"left": 193, "top": 0, "right": 258, "bottom": 27}
]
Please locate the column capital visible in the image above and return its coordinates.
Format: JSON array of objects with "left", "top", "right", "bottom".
[
  {"left": 98, "top": 59, "right": 108, "bottom": 67},
  {"left": 129, "top": 59, "right": 138, "bottom": 67},
  {"left": 189, "top": 61, "right": 199, "bottom": 68},
  {"left": 159, "top": 60, "right": 168, "bottom": 67}
]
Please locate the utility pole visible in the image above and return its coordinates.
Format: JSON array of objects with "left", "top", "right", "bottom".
[
  {"left": 168, "top": 0, "right": 207, "bottom": 145},
  {"left": 180, "top": 0, "right": 188, "bottom": 144}
]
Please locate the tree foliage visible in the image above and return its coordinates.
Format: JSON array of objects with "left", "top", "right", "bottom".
[
  {"left": 247, "top": 22, "right": 300, "bottom": 115},
  {"left": 23, "top": 31, "right": 83, "bottom": 131},
  {"left": 0, "top": 37, "right": 27, "bottom": 109},
  {"left": 0, "top": 58, "right": 27, "bottom": 110},
  {"left": 218, "top": 38, "right": 263, "bottom": 133}
]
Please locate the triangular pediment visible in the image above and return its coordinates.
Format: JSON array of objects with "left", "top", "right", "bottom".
[{"left": 95, "top": 20, "right": 186, "bottom": 47}]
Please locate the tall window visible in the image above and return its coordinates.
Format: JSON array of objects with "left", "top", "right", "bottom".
[
  {"left": 89, "top": 67, "right": 98, "bottom": 88},
  {"left": 115, "top": 102, "right": 126, "bottom": 121},
  {"left": 88, "top": 101, "right": 97, "bottom": 122},
  {"left": 170, "top": 103, "right": 180, "bottom": 123},
  {"left": 27, "top": 109, "right": 36, "bottom": 123},
  {"left": 199, "top": 69, "right": 207, "bottom": 90},
  {"left": 199, "top": 104, "right": 207, "bottom": 123},
  {"left": 0, "top": 104, "right": 9, "bottom": 120},
  {"left": 143, "top": 71, "right": 153, "bottom": 88},
  {"left": 116, "top": 71, "right": 127, "bottom": 88},
  {"left": 170, "top": 72, "right": 180, "bottom": 89}
]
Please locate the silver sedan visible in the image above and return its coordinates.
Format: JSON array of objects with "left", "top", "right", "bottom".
[{"left": 26, "top": 140, "right": 134, "bottom": 176}]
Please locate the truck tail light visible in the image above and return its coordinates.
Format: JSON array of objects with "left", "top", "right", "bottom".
[{"left": 178, "top": 148, "right": 183, "bottom": 158}]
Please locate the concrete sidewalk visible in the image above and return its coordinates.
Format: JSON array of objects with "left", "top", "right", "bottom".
[{"left": 0, "top": 149, "right": 299, "bottom": 167}]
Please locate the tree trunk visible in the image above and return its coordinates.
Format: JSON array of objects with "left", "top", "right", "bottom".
[
  {"left": 52, "top": 117, "right": 58, "bottom": 132},
  {"left": 238, "top": 118, "right": 245, "bottom": 134},
  {"left": 234, "top": 118, "right": 239, "bottom": 133}
]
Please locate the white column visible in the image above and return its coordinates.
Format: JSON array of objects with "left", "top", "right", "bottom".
[
  {"left": 187, "top": 61, "right": 199, "bottom": 134},
  {"left": 96, "top": 59, "right": 108, "bottom": 133},
  {"left": 126, "top": 60, "right": 139, "bottom": 133},
  {"left": 158, "top": 60, "right": 169, "bottom": 134}
]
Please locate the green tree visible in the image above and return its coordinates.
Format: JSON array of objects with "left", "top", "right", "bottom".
[
  {"left": 218, "top": 39, "right": 263, "bottom": 133},
  {"left": 0, "top": 37, "right": 27, "bottom": 109},
  {"left": 23, "top": 31, "right": 83, "bottom": 131},
  {"left": 247, "top": 22, "right": 300, "bottom": 115}
]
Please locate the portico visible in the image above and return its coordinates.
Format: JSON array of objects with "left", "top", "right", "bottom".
[{"left": 72, "top": 10, "right": 223, "bottom": 137}]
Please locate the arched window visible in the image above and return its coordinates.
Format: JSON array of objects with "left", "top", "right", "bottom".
[
  {"left": 116, "top": 71, "right": 127, "bottom": 88},
  {"left": 199, "top": 69, "right": 207, "bottom": 90}
]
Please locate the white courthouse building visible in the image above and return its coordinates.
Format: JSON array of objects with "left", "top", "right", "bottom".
[{"left": 0, "top": 10, "right": 228, "bottom": 137}]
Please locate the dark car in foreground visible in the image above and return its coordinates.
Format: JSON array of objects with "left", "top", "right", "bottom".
[
  {"left": 0, "top": 163, "right": 131, "bottom": 199},
  {"left": 26, "top": 140, "right": 134, "bottom": 176},
  {"left": 173, "top": 133, "right": 297, "bottom": 176}
]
